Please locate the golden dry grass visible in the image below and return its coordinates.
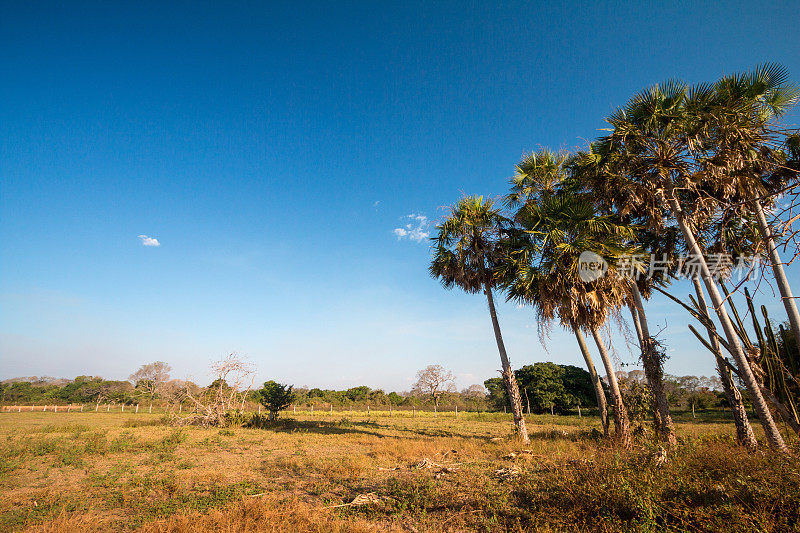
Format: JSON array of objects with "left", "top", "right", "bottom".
[{"left": 1, "top": 410, "right": 797, "bottom": 532}]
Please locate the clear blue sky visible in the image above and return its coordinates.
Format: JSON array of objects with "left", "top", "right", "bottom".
[{"left": 2, "top": 1, "right": 799, "bottom": 390}]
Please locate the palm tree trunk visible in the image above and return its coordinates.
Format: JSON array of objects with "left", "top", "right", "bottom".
[
  {"left": 691, "top": 277, "right": 758, "bottom": 450},
  {"left": 590, "top": 327, "right": 631, "bottom": 448},
  {"left": 669, "top": 197, "right": 788, "bottom": 453},
  {"left": 630, "top": 285, "right": 676, "bottom": 446},
  {"left": 753, "top": 199, "right": 800, "bottom": 360},
  {"left": 573, "top": 327, "right": 609, "bottom": 437},
  {"left": 484, "top": 281, "right": 529, "bottom": 443},
  {"left": 628, "top": 304, "right": 663, "bottom": 433}
]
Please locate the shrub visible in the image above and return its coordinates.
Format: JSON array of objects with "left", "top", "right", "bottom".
[{"left": 257, "top": 381, "right": 295, "bottom": 421}]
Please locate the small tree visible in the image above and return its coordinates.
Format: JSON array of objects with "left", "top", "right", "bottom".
[
  {"left": 412, "top": 365, "right": 456, "bottom": 409},
  {"left": 258, "top": 381, "right": 295, "bottom": 421}
]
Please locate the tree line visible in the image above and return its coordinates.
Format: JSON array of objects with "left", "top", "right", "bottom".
[{"left": 1, "top": 361, "right": 740, "bottom": 421}]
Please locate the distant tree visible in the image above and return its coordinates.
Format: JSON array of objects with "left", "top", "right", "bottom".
[
  {"left": 412, "top": 365, "right": 456, "bottom": 409},
  {"left": 483, "top": 377, "right": 507, "bottom": 410},
  {"left": 346, "top": 386, "right": 371, "bottom": 402},
  {"left": 560, "top": 365, "right": 598, "bottom": 409},
  {"left": 486, "top": 364, "right": 597, "bottom": 414},
  {"left": 461, "top": 384, "right": 487, "bottom": 400},
  {"left": 258, "top": 381, "right": 295, "bottom": 421},
  {"left": 387, "top": 392, "right": 404, "bottom": 405},
  {"left": 129, "top": 361, "right": 172, "bottom": 399}
]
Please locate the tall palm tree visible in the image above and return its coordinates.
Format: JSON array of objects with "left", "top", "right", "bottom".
[
  {"left": 592, "top": 80, "right": 789, "bottom": 452},
  {"left": 570, "top": 150, "right": 678, "bottom": 446},
  {"left": 502, "top": 180, "right": 633, "bottom": 447},
  {"left": 502, "top": 151, "right": 613, "bottom": 437},
  {"left": 429, "top": 196, "right": 529, "bottom": 443},
  {"left": 693, "top": 64, "right": 800, "bottom": 359}
]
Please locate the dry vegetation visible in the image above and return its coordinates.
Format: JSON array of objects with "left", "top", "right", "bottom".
[{"left": 1, "top": 411, "right": 798, "bottom": 532}]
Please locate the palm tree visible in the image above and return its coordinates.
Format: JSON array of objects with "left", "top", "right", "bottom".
[
  {"left": 592, "top": 80, "right": 789, "bottom": 452},
  {"left": 502, "top": 151, "right": 612, "bottom": 438},
  {"left": 693, "top": 64, "right": 800, "bottom": 359},
  {"left": 502, "top": 178, "right": 633, "bottom": 447},
  {"left": 570, "top": 150, "right": 678, "bottom": 446},
  {"left": 429, "top": 196, "right": 529, "bottom": 443}
]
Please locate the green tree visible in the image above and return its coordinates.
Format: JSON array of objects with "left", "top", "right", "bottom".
[{"left": 257, "top": 381, "right": 295, "bottom": 421}]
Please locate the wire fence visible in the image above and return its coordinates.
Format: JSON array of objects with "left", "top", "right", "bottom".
[{"left": 0, "top": 403, "right": 506, "bottom": 418}]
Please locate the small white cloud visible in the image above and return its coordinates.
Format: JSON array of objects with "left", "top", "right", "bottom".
[
  {"left": 373, "top": 200, "right": 381, "bottom": 208},
  {"left": 393, "top": 214, "right": 429, "bottom": 243},
  {"left": 138, "top": 235, "right": 160, "bottom": 247}
]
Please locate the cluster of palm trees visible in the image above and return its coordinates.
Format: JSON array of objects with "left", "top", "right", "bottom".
[{"left": 430, "top": 64, "right": 800, "bottom": 452}]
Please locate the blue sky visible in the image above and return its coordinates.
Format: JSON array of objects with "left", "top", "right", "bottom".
[{"left": 2, "top": 1, "right": 799, "bottom": 390}]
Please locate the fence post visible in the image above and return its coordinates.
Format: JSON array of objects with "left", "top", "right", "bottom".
[
  {"left": 179, "top": 403, "right": 182, "bottom": 413},
  {"left": 68, "top": 404, "right": 71, "bottom": 412},
  {"left": 258, "top": 404, "right": 261, "bottom": 415},
  {"left": 413, "top": 406, "right": 415, "bottom": 418},
  {"left": 330, "top": 404, "right": 333, "bottom": 415},
  {"left": 54, "top": 405, "right": 57, "bottom": 413},
  {"left": 107, "top": 404, "right": 110, "bottom": 412},
  {"left": 577, "top": 404, "right": 581, "bottom": 418},
  {"left": 149, "top": 403, "right": 152, "bottom": 414},
  {"left": 434, "top": 404, "right": 437, "bottom": 417},
  {"left": 293, "top": 404, "right": 296, "bottom": 414},
  {"left": 311, "top": 404, "right": 313, "bottom": 416},
  {"left": 96, "top": 403, "right": 99, "bottom": 412},
  {"left": 81, "top": 404, "right": 84, "bottom": 412},
  {"left": 455, "top": 405, "right": 458, "bottom": 418},
  {"left": 136, "top": 404, "right": 139, "bottom": 414},
  {"left": 18, "top": 406, "right": 21, "bottom": 412},
  {"left": 121, "top": 404, "right": 124, "bottom": 413},
  {"left": 367, "top": 405, "right": 370, "bottom": 415},
  {"left": 389, "top": 405, "right": 392, "bottom": 416}
]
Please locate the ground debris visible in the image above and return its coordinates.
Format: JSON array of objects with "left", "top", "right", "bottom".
[
  {"left": 414, "top": 458, "right": 444, "bottom": 469},
  {"left": 502, "top": 449, "right": 536, "bottom": 460},
  {"left": 493, "top": 467, "right": 520, "bottom": 481},
  {"left": 349, "top": 492, "right": 386, "bottom": 506}
]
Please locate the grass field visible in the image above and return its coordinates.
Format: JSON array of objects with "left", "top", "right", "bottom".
[{"left": 1, "top": 410, "right": 798, "bottom": 532}]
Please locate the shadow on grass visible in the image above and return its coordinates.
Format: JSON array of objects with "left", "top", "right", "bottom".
[{"left": 247, "top": 418, "right": 387, "bottom": 438}]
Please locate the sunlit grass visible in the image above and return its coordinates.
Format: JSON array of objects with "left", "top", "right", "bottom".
[{"left": 0, "top": 410, "right": 797, "bottom": 531}]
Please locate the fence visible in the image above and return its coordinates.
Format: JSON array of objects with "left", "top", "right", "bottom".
[{"left": 0, "top": 402, "right": 495, "bottom": 418}]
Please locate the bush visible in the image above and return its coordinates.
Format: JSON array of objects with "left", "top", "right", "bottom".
[{"left": 257, "top": 381, "right": 295, "bottom": 421}]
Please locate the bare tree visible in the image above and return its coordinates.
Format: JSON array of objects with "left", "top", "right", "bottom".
[
  {"left": 174, "top": 354, "right": 256, "bottom": 427},
  {"left": 129, "top": 361, "right": 172, "bottom": 399},
  {"left": 461, "top": 384, "right": 487, "bottom": 400},
  {"left": 412, "top": 365, "right": 456, "bottom": 409}
]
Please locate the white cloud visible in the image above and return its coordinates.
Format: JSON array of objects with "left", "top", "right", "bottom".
[
  {"left": 138, "top": 235, "right": 160, "bottom": 247},
  {"left": 373, "top": 200, "right": 381, "bottom": 208},
  {"left": 393, "top": 214, "right": 430, "bottom": 243}
]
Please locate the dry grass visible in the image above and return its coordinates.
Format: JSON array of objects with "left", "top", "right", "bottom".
[{"left": 0, "top": 410, "right": 798, "bottom": 532}]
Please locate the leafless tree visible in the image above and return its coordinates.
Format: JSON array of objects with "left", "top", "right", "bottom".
[
  {"left": 173, "top": 354, "right": 256, "bottom": 427},
  {"left": 461, "top": 384, "right": 487, "bottom": 400},
  {"left": 412, "top": 365, "right": 456, "bottom": 409},
  {"left": 129, "top": 361, "right": 172, "bottom": 399}
]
